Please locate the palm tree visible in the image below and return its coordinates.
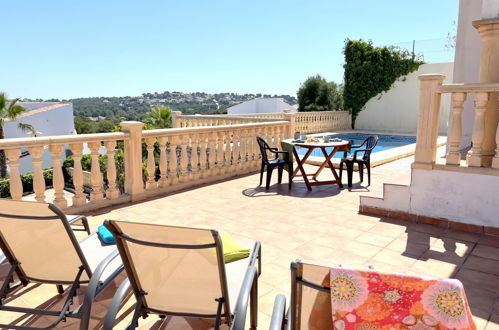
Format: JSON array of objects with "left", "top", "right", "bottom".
[
  {"left": 0, "top": 92, "right": 36, "bottom": 177},
  {"left": 145, "top": 106, "right": 172, "bottom": 129}
]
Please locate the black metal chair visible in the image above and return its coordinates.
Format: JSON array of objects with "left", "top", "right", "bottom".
[
  {"left": 339, "top": 135, "right": 378, "bottom": 187},
  {"left": 256, "top": 136, "right": 293, "bottom": 190}
]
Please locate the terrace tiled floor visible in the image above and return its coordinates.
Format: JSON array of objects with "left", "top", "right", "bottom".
[{"left": 2, "top": 151, "right": 499, "bottom": 329}]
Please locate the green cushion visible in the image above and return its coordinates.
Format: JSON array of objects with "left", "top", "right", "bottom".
[{"left": 221, "top": 232, "right": 250, "bottom": 263}]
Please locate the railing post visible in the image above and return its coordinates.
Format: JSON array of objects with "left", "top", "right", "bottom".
[
  {"left": 28, "top": 145, "right": 46, "bottom": 203},
  {"left": 284, "top": 112, "right": 296, "bottom": 138},
  {"left": 5, "top": 148, "right": 22, "bottom": 201},
  {"left": 468, "top": 92, "right": 489, "bottom": 166},
  {"left": 171, "top": 111, "right": 182, "bottom": 128},
  {"left": 120, "top": 121, "right": 144, "bottom": 200},
  {"left": 413, "top": 74, "right": 445, "bottom": 169},
  {"left": 49, "top": 144, "right": 68, "bottom": 209},
  {"left": 446, "top": 92, "right": 467, "bottom": 165}
]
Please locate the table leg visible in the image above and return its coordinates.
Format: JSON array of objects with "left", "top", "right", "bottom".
[
  {"left": 320, "top": 147, "right": 343, "bottom": 188},
  {"left": 313, "top": 147, "right": 336, "bottom": 179},
  {"left": 292, "top": 147, "right": 312, "bottom": 191},
  {"left": 292, "top": 148, "right": 313, "bottom": 177}
]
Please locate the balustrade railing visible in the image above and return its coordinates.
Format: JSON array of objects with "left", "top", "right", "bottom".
[
  {"left": 0, "top": 132, "right": 128, "bottom": 212},
  {"left": 414, "top": 76, "right": 499, "bottom": 170},
  {"left": 0, "top": 120, "right": 289, "bottom": 212},
  {"left": 173, "top": 110, "right": 352, "bottom": 134},
  {"left": 0, "top": 108, "right": 351, "bottom": 212},
  {"left": 141, "top": 121, "right": 288, "bottom": 193}
]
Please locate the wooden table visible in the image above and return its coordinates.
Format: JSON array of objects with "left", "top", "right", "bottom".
[{"left": 284, "top": 139, "right": 350, "bottom": 191}]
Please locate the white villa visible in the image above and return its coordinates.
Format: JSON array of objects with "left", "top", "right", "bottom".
[
  {"left": 3, "top": 102, "right": 75, "bottom": 173},
  {"left": 227, "top": 97, "right": 297, "bottom": 115}
]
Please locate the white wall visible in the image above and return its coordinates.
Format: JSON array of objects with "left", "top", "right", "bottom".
[
  {"left": 409, "top": 169, "right": 499, "bottom": 227},
  {"left": 227, "top": 98, "right": 297, "bottom": 114},
  {"left": 355, "top": 62, "right": 454, "bottom": 135},
  {"left": 451, "top": 0, "right": 483, "bottom": 151},
  {"left": 4, "top": 103, "right": 76, "bottom": 173},
  {"left": 361, "top": 168, "right": 499, "bottom": 228}
]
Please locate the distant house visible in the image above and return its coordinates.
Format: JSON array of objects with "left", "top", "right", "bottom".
[
  {"left": 227, "top": 98, "right": 297, "bottom": 115},
  {"left": 4, "top": 102, "right": 76, "bottom": 173}
]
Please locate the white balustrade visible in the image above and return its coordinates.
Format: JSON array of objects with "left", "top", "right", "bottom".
[
  {"left": 446, "top": 92, "right": 467, "bottom": 165},
  {"left": 5, "top": 148, "right": 22, "bottom": 200},
  {"left": 49, "top": 144, "right": 67, "bottom": 209}
]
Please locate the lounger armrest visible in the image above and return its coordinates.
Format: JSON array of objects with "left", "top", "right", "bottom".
[
  {"left": 249, "top": 241, "right": 262, "bottom": 276},
  {"left": 269, "top": 294, "right": 287, "bottom": 330},
  {"left": 103, "top": 278, "right": 131, "bottom": 330},
  {"left": 79, "top": 249, "right": 124, "bottom": 330},
  {"left": 231, "top": 265, "right": 257, "bottom": 330},
  {"left": 68, "top": 215, "right": 90, "bottom": 234}
]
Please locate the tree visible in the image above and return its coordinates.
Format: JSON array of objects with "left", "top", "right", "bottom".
[
  {"left": 145, "top": 106, "right": 172, "bottom": 129},
  {"left": 297, "top": 75, "right": 343, "bottom": 112},
  {"left": 0, "top": 93, "right": 36, "bottom": 177}
]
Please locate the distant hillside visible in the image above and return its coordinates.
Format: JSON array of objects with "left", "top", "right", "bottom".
[{"left": 29, "top": 92, "right": 297, "bottom": 121}]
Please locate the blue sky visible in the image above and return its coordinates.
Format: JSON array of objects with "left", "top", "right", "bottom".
[{"left": 2, "top": 0, "right": 458, "bottom": 99}]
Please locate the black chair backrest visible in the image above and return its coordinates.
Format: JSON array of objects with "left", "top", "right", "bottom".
[
  {"left": 362, "top": 135, "right": 379, "bottom": 160},
  {"left": 256, "top": 136, "right": 271, "bottom": 164}
]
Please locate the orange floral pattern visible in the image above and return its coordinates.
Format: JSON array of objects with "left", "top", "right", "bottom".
[{"left": 329, "top": 266, "right": 476, "bottom": 330}]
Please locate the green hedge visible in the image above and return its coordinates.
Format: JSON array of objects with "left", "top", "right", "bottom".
[
  {"left": 343, "top": 39, "right": 423, "bottom": 127},
  {"left": 0, "top": 168, "right": 54, "bottom": 198}
]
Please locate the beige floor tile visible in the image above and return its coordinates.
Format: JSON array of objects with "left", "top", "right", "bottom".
[{"left": 2, "top": 160, "right": 498, "bottom": 327}]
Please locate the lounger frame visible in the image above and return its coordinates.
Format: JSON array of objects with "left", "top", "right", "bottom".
[
  {"left": 103, "top": 220, "right": 261, "bottom": 330},
  {"left": 0, "top": 203, "right": 123, "bottom": 330}
]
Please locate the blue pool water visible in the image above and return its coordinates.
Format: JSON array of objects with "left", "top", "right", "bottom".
[{"left": 296, "top": 134, "right": 416, "bottom": 158}]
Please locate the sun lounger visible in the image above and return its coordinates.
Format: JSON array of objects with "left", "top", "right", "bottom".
[
  {"left": 102, "top": 220, "right": 261, "bottom": 330},
  {"left": 0, "top": 200, "right": 124, "bottom": 330}
]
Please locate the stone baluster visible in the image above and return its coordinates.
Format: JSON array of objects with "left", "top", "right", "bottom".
[
  {"left": 104, "top": 140, "right": 119, "bottom": 199},
  {"left": 5, "top": 148, "right": 22, "bottom": 200},
  {"left": 49, "top": 144, "right": 67, "bottom": 209},
  {"left": 179, "top": 135, "right": 189, "bottom": 182},
  {"left": 224, "top": 132, "right": 232, "bottom": 173},
  {"left": 69, "top": 143, "right": 86, "bottom": 206},
  {"left": 232, "top": 131, "right": 240, "bottom": 168},
  {"left": 169, "top": 136, "right": 179, "bottom": 185},
  {"left": 238, "top": 129, "right": 247, "bottom": 169},
  {"left": 28, "top": 146, "right": 46, "bottom": 203},
  {"left": 158, "top": 137, "right": 168, "bottom": 187},
  {"left": 199, "top": 133, "right": 208, "bottom": 178},
  {"left": 446, "top": 92, "right": 467, "bottom": 165},
  {"left": 208, "top": 132, "right": 217, "bottom": 175},
  {"left": 493, "top": 96, "right": 499, "bottom": 168},
  {"left": 190, "top": 134, "right": 200, "bottom": 180},
  {"left": 145, "top": 138, "right": 157, "bottom": 190},
  {"left": 468, "top": 92, "right": 489, "bottom": 166},
  {"left": 217, "top": 131, "right": 225, "bottom": 175},
  {"left": 88, "top": 142, "right": 103, "bottom": 203}
]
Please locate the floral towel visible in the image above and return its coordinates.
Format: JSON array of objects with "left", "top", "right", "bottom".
[{"left": 328, "top": 266, "right": 476, "bottom": 330}]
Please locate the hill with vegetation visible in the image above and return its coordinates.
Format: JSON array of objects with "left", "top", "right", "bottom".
[{"left": 25, "top": 92, "right": 296, "bottom": 133}]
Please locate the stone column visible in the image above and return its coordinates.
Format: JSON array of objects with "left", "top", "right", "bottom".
[
  {"left": 413, "top": 74, "right": 445, "bottom": 169},
  {"left": 120, "top": 121, "right": 144, "bottom": 200},
  {"left": 171, "top": 111, "right": 182, "bottom": 128},
  {"left": 284, "top": 113, "right": 296, "bottom": 139},
  {"left": 473, "top": 18, "right": 499, "bottom": 166}
]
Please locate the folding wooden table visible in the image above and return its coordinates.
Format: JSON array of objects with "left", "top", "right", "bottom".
[{"left": 286, "top": 140, "right": 350, "bottom": 191}]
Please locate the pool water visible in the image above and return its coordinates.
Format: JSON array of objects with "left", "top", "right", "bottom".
[{"left": 295, "top": 134, "right": 416, "bottom": 159}]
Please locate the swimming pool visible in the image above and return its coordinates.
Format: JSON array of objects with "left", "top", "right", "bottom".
[{"left": 295, "top": 134, "right": 417, "bottom": 158}]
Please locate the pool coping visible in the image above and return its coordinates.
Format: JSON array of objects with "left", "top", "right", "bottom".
[{"left": 303, "top": 131, "right": 447, "bottom": 168}]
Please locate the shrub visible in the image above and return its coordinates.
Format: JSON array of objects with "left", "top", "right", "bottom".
[{"left": 0, "top": 168, "right": 54, "bottom": 198}]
